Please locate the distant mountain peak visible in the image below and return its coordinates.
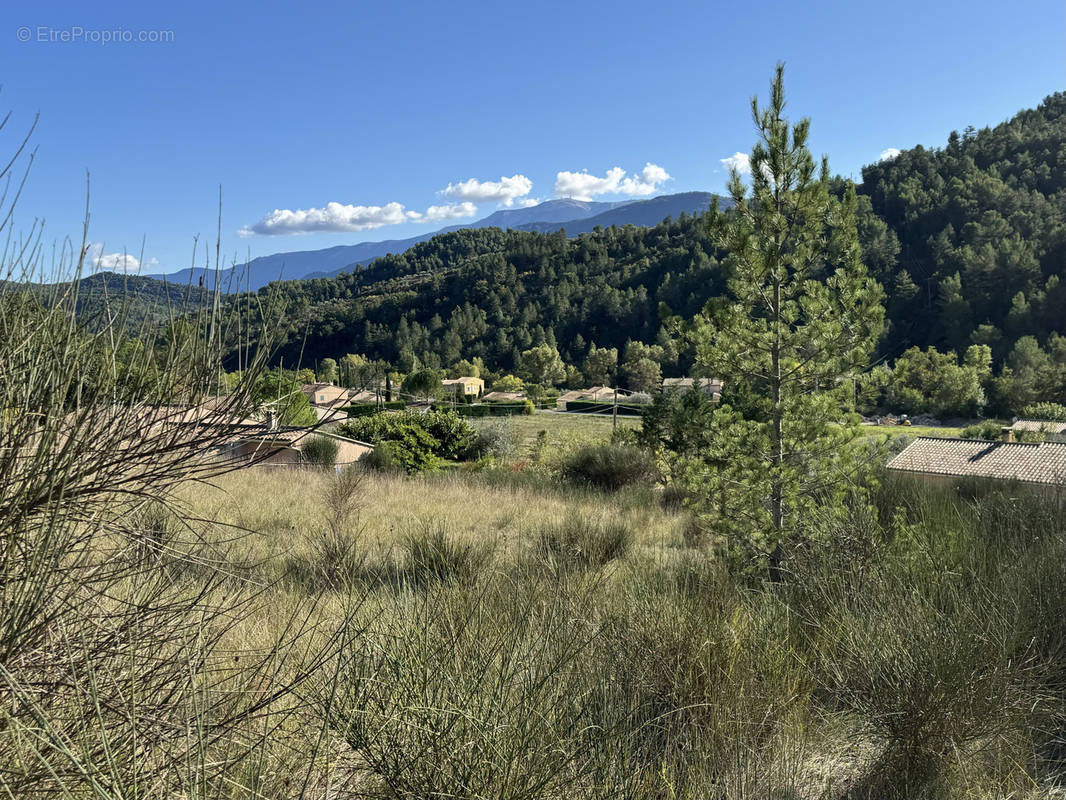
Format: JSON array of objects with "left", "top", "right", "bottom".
[{"left": 145, "top": 192, "right": 717, "bottom": 290}]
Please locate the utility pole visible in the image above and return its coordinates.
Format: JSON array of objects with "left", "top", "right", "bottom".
[{"left": 612, "top": 386, "right": 618, "bottom": 430}]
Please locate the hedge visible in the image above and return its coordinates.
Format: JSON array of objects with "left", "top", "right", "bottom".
[
  {"left": 453, "top": 402, "right": 533, "bottom": 418},
  {"left": 564, "top": 400, "right": 643, "bottom": 416},
  {"left": 344, "top": 401, "right": 407, "bottom": 417}
]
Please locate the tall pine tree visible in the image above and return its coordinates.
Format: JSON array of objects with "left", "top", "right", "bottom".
[{"left": 687, "top": 64, "right": 884, "bottom": 578}]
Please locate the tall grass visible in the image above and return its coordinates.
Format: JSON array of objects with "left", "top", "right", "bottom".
[
  {"left": 0, "top": 116, "right": 355, "bottom": 796},
  {"left": 183, "top": 467, "right": 1066, "bottom": 797}
]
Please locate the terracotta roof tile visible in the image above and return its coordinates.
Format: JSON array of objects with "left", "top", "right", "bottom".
[{"left": 887, "top": 437, "right": 1066, "bottom": 486}]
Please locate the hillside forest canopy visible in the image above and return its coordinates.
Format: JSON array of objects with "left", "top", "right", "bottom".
[{"left": 197, "top": 92, "right": 1063, "bottom": 418}]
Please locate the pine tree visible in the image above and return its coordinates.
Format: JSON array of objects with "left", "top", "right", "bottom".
[{"left": 688, "top": 64, "right": 884, "bottom": 578}]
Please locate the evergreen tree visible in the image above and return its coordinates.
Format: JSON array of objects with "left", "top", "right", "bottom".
[{"left": 688, "top": 65, "right": 884, "bottom": 578}]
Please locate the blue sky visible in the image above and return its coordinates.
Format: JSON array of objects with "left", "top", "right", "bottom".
[{"left": 3, "top": 0, "right": 1063, "bottom": 276}]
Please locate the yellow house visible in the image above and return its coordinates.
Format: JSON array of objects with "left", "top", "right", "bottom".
[{"left": 441, "top": 377, "right": 484, "bottom": 396}]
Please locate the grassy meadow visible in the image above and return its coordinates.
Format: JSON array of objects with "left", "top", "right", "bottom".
[
  {"left": 128, "top": 458, "right": 1066, "bottom": 799},
  {"left": 510, "top": 410, "right": 641, "bottom": 455}
]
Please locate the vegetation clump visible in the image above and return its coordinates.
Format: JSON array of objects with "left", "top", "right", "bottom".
[{"left": 559, "top": 443, "right": 659, "bottom": 491}]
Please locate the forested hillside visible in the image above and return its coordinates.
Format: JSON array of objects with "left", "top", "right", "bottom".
[
  {"left": 861, "top": 91, "right": 1066, "bottom": 361},
  {"left": 244, "top": 93, "right": 1064, "bottom": 410}
]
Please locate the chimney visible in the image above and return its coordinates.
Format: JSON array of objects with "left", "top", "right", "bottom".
[
  {"left": 265, "top": 410, "right": 277, "bottom": 431},
  {"left": 1001, "top": 427, "right": 1014, "bottom": 443}
]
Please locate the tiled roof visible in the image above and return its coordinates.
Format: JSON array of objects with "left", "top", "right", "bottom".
[
  {"left": 887, "top": 437, "right": 1066, "bottom": 486},
  {"left": 1010, "top": 419, "right": 1066, "bottom": 434}
]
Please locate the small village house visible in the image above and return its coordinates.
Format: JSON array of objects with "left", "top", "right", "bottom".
[
  {"left": 662, "top": 377, "right": 723, "bottom": 400},
  {"left": 482, "top": 390, "right": 526, "bottom": 402},
  {"left": 219, "top": 427, "right": 373, "bottom": 470},
  {"left": 300, "top": 382, "right": 351, "bottom": 406},
  {"left": 887, "top": 436, "right": 1066, "bottom": 495},
  {"left": 442, "top": 377, "right": 484, "bottom": 397},
  {"left": 555, "top": 386, "right": 616, "bottom": 410},
  {"left": 1006, "top": 419, "right": 1066, "bottom": 442}
]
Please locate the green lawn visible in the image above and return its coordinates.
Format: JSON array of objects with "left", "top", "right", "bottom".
[
  {"left": 502, "top": 413, "right": 964, "bottom": 457},
  {"left": 864, "top": 424, "right": 964, "bottom": 439},
  {"left": 506, "top": 410, "right": 640, "bottom": 455}
]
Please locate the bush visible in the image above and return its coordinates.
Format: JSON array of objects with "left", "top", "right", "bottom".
[
  {"left": 559, "top": 444, "right": 659, "bottom": 491},
  {"left": 419, "top": 409, "right": 477, "bottom": 460},
  {"left": 402, "top": 522, "right": 492, "bottom": 587},
  {"left": 362, "top": 441, "right": 400, "bottom": 473},
  {"left": 452, "top": 402, "right": 531, "bottom": 417},
  {"left": 470, "top": 419, "right": 517, "bottom": 460},
  {"left": 301, "top": 434, "right": 339, "bottom": 468},
  {"left": 538, "top": 513, "right": 634, "bottom": 573},
  {"left": 339, "top": 411, "right": 453, "bottom": 472},
  {"left": 382, "top": 427, "right": 440, "bottom": 473},
  {"left": 344, "top": 400, "right": 406, "bottom": 417},
  {"left": 1020, "top": 402, "right": 1066, "bottom": 421},
  {"left": 961, "top": 420, "right": 1002, "bottom": 440}
]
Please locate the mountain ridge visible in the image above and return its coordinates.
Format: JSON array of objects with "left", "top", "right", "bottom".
[{"left": 142, "top": 193, "right": 716, "bottom": 290}]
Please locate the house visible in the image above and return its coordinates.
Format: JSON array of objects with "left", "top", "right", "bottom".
[
  {"left": 442, "top": 377, "right": 484, "bottom": 397},
  {"left": 555, "top": 386, "right": 616, "bottom": 410},
  {"left": 1007, "top": 419, "right": 1066, "bottom": 442},
  {"left": 662, "top": 377, "right": 723, "bottom": 400},
  {"left": 482, "top": 391, "right": 526, "bottom": 402},
  {"left": 220, "top": 426, "right": 373, "bottom": 469},
  {"left": 887, "top": 436, "right": 1066, "bottom": 492},
  {"left": 300, "top": 382, "right": 351, "bottom": 407}
]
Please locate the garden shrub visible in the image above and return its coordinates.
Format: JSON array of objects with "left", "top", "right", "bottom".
[
  {"left": 339, "top": 410, "right": 471, "bottom": 471},
  {"left": 301, "top": 434, "right": 339, "bottom": 468},
  {"left": 961, "top": 420, "right": 1002, "bottom": 440},
  {"left": 559, "top": 444, "right": 659, "bottom": 491},
  {"left": 1020, "top": 402, "right": 1066, "bottom": 421},
  {"left": 470, "top": 419, "right": 517, "bottom": 460}
]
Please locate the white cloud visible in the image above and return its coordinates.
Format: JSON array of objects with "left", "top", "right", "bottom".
[
  {"left": 416, "top": 202, "right": 479, "bottom": 222},
  {"left": 240, "top": 201, "right": 417, "bottom": 236},
  {"left": 720, "top": 152, "right": 751, "bottom": 175},
  {"left": 87, "top": 244, "right": 151, "bottom": 273},
  {"left": 879, "top": 147, "right": 901, "bottom": 162},
  {"left": 553, "top": 163, "right": 671, "bottom": 201},
  {"left": 517, "top": 197, "right": 542, "bottom": 208},
  {"left": 240, "top": 199, "right": 479, "bottom": 236},
  {"left": 441, "top": 174, "right": 532, "bottom": 206}
]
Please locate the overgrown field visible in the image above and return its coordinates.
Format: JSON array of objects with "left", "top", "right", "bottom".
[{"left": 134, "top": 465, "right": 1066, "bottom": 799}]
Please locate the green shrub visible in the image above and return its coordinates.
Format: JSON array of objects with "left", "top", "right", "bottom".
[
  {"left": 961, "top": 420, "right": 1002, "bottom": 440},
  {"left": 453, "top": 402, "right": 530, "bottom": 417},
  {"left": 339, "top": 411, "right": 449, "bottom": 472},
  {"left": 419, "top": 409, "right": 477, "bottom": 460},
  {"left": 344, "top": 400, "right": 406, "bottom": 417},
  {"left": 382, "top": 426, "right": 440, "bottom": 473},
  {"left": 402, "top": 522, "right": 492, "bottom": 587},
  {"left": 1020, "top": 402, "right": 1066, "bottom": 421},
  {"left": 559, "top": 444, "right": 659, "bottom": 491},
  {"left": 538, "top": 513, "right": 634, "bottom": 572},
  {"left": 362, "top": 441, "right": 399, "bottom": 473},
  {"left": 470, "top": 419, "right": 517, "bottom": 460},
  {"left": 301, "top": 434, "right": 339, "bottom": 468}
]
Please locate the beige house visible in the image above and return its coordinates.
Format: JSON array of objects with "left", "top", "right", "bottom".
[
  {"left": 887, "top": 436, "right": 1066, "bottom": 492},
  {"left": 1007, "top": 419, "right": 1066, "bottom": 442},
  {"left": 300, "top": 382, "right": 351, "bottom": 407},
  {"left": 220, "top": 427, "right": 373, "bottom": 469},
  {"left": 555, "top": 386, "right": 616, "bottom": 409},
  {"left": 482, "top": 391, "right": 526, "bottom": 402},
  {"left": 442, "top": 377, "right": 484, "bottom": 396},
  {"left": 662, "top": 377, "right": 723, "bottom": 400}
]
